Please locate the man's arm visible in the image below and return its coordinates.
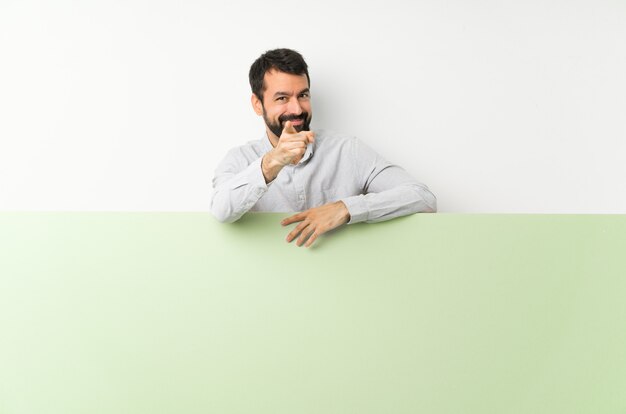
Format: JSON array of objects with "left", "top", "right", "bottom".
[
  {"left": 340, "top": 137, "right": 436, "bottom": 224},
  {"left": 210, "top": 153, "right": 270, "bottom": 223},
  {"left": 281, "top": 136, "right": 436, "bottom": 248},
  {"left": 210, "top": 121, "right": 315, "bottom": 223}
]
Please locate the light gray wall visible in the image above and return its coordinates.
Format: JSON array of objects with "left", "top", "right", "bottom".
[{"left": 1, "top": 0, "right": 624, "bottom": 212}]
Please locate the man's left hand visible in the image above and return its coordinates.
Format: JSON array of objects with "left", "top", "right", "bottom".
[{"left": 281, "top": 201, "right": 351, "bottom": 248}]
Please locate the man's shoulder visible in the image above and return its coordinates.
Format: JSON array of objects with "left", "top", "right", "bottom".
[
  {"left": 313, "top": 129, "right": 357, "bottom": 149},
  {"left": 236, "top": 135, "right": 267, "bottom": 151},
  {"left": 225, "top": 136, "right": 267, "bottom": 160}
]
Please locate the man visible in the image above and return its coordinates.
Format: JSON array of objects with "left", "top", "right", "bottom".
[{"left": 211, "top": 48, "right": 436, "bottom": 248}]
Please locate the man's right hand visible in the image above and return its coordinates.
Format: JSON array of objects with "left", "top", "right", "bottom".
[{"left": 261, "top": 121, "right": 315, "bottom": 183}]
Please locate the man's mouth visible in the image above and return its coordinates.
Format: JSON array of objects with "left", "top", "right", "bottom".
[{"left": 280, "top": 113, "right": 308, "bottom": 129}]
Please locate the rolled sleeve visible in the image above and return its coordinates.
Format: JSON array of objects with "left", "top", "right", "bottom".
[
  {"left": 343, "top": 137, "right": 436, "bottom": 224},
  {"left": 210, "top": 156, "right": 269, "bottom": 223},
  {"left": 340, "top": 195, "right": 369, "bottom": 224}
]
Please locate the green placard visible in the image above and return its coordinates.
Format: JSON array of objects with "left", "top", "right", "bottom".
[{"left": 1, "top": 213, "right": 625, "bottom": 413}]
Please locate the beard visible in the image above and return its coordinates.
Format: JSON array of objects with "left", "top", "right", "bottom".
[{"left": 263, "top": 107, "right": 312, "bottom": 138}]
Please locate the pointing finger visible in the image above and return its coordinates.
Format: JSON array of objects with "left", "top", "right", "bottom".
[{"left": 283, "top": 121, "right": 297, "bottom": 134}]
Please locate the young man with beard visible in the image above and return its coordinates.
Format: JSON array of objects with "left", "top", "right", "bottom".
[{"left": 211, "top": 48, "right": 436, "bottom": 248}]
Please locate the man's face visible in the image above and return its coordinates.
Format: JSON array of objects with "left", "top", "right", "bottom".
[{"left": 253, "top": 69, "right": 312, "bottom": 141}]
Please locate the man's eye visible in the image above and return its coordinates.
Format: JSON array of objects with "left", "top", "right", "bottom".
[
  {"left": 276, "top": 97, "right": 287, "bottom": 101},
  {"left": 299, "top": 93, "right": 310, "bottom": 98}
]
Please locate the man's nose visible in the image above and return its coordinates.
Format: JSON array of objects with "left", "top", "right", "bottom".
[{"left": 287, "top": 97, "right": 303, "bottom": 115}]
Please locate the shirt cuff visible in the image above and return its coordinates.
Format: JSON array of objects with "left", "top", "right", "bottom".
[{"left": 340, "top": 195, "right": 368, "bottom": 224}]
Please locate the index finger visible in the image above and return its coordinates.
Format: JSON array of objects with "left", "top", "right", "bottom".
[
  {"left": 281, "top": 213, "right": 305, "bottom": 226},
  {"left": 283, "top": 120, "right": 297, "bottom": 135}
]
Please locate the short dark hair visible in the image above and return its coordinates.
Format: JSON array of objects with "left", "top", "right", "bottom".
[{"left": 249, "top": 48, "right": 310, "bottom": 103}]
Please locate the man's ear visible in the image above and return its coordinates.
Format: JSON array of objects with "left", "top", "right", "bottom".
[{"left": 251, "top": 93, "right": 263, "bottom": 116}]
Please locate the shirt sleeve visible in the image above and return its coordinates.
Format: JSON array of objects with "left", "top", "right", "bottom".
[
  {"left": 339, "top": 137, "right": 437, "bottom": 225},
  {"left": 210, "top": 148, "right": 272, "bottom": 223}
]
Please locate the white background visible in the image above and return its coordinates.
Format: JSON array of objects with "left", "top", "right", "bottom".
[{"left": 1, "top": 0, "right": 624, "bottom": 213}]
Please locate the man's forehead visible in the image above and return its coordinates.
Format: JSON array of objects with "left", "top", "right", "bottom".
[{"left": 263, "top": 69, "right": 309, "bottom": 93}]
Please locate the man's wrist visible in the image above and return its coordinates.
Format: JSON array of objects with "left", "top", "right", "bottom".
[
  {"left": 261, "top": 152, "right": 283, "bottom": 183},
  {"left": 336, "top": 200, "right": 351, "bottom": 222}
]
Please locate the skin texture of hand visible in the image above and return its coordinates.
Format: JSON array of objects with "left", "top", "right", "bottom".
[
  {"left": 281, "top": 201, "right": 351, "bottom": 248},
  {"left": 261, "top": 120, "right": 315, "bottom": 183}
]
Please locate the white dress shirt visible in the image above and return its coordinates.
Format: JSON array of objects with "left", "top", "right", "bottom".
[{"left": 211, "top": 129, "right": 436, "bottom": 224}]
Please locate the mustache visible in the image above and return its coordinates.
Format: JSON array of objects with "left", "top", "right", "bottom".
[{"left": 279, "top": 113, "right": 308, "bottom": 123}]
